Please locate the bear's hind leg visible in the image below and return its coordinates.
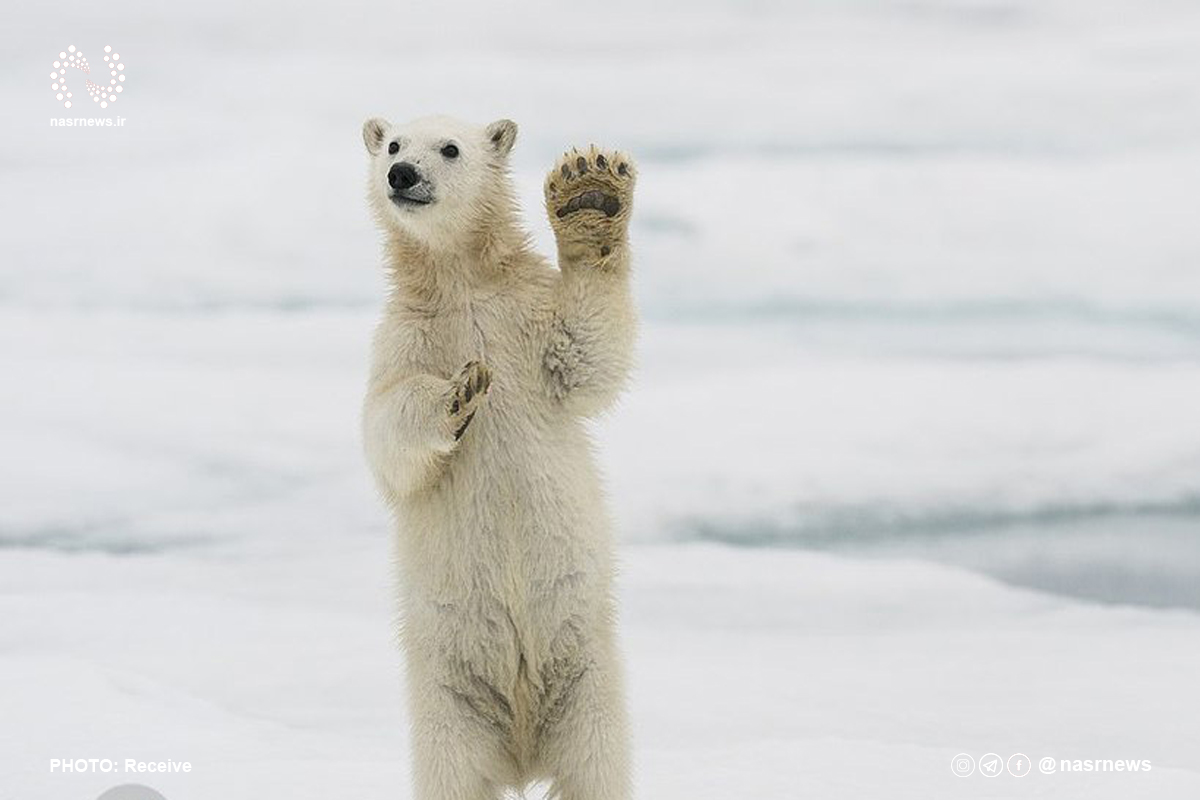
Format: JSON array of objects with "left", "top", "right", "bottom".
[
  {"left": 410, "top": 681, "right": 513, "bottom": 800},
  {"left": 537, "top": 663, "right": 631, "bottom": 800}
]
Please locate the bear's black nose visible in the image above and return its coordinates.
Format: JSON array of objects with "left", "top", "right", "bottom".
[{"left": 388, "top": 162, "right": 420, "bottom": 191}]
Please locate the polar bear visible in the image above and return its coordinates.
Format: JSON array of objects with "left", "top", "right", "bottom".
[{"left": 360, "top": 114, "right": 637, "bottom": 800}]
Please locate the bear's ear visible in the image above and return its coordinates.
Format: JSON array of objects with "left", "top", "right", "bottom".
[
  {"left": 486, "top": 119, "right": 518, "bottom": 158},
  {"left": 362, "top": 117, "right": 390, "bottom": 155}
]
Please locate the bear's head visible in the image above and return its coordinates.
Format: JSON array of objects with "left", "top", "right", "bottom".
[{"left": 362, "top": 115, "right": 519, "bottom": 250}]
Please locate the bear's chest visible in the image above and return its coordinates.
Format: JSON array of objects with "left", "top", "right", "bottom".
[{"left": 402, "top": 296, "right": 541, "bottom": 394}]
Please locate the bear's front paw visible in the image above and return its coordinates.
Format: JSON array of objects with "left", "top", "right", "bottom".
[
  {"left": 445, "top": 361, "right": 491, "bottom": 441},
  {"left": 545, "top": 146, "right": 636, "bottom": 266}
]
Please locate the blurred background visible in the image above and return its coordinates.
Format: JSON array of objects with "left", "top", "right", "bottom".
[{"left": 2, "top": 1, "right": 1200, "bottom": 798}]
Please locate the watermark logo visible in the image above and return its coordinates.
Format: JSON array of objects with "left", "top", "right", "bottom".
[
  {"left": 978, "top": 753, "right": 1003, "bottom": 777},
  {"left": 1007, "top": 753, "right": 1030, "bottom": 777},
  {"left": 50, "top": 44, "right": 126, "bottom": 110},
  {"left": 953, "top": 752, "right": 1151, "bottom": 778},
  {"left": 96, "top": 785, "right": 166, "bottom": 800}
]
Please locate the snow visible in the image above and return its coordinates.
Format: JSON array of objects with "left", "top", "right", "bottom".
[
  {"left": 5, "top": 544, "right": 1200, "bottom": 799},
  {"left": 3, "top": 0, "right": 1200, "bottom": 797}
]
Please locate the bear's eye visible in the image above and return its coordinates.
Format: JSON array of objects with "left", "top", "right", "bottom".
[
  {"left": 388, "top": 142, "right": 399, "bottom": 155},
  {"left": 441, "top": 144, "right": 460, "bottom": 159}
]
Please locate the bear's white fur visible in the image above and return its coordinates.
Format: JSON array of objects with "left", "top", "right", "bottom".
[{"left": 361, "top": 114, "right": 637, "bottom": 800}]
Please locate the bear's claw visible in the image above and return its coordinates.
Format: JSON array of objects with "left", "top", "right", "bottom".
[{"left": 446, "top": 361, "right": 491, "bottom": 441}]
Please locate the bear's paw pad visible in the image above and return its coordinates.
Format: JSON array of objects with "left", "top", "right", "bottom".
[{"left": 545, "top": 146, "right": 635, "bottom": 240}]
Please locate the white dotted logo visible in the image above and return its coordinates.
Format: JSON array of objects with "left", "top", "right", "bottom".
[{"left": 50, "top": 44, "right": 126, "bottom": 110}]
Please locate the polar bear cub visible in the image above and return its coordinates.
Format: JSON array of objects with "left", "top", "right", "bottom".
[{"left": 361, "top": 114, "right": 637, "bottom": 800}]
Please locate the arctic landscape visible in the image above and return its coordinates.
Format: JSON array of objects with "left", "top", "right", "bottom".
[{"left": 2, "top": 1, "right": 1200, "bottom": 797}]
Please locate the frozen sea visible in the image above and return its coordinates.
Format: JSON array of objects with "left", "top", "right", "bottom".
[{"left": 2, "top": 1, "right": 1200, "bottom": 798}]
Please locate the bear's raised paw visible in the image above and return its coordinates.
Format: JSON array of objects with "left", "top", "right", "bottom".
[
  {"left": 545, "top": 146, "right": 636, "bottom": 264},
  {"left": 445, "top": 361, "right": 491, "bottom": 441}
]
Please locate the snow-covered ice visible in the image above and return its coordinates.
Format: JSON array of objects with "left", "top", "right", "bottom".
[
  {"left": 3, "top": 0, "right": 1200, "bottom": 797},
  {"left": 4, "top": 541, "right": 1200, "bottom": 799}
]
